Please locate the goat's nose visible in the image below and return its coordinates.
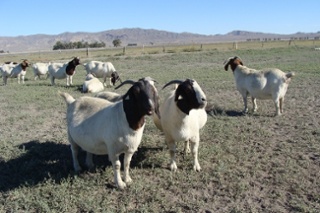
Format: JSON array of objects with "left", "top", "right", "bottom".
[{"left": 202, "top": 98, "right": 206, "bottom": 102}]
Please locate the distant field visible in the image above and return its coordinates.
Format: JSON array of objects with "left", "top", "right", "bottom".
[{"left": 0, "top": 42, "right": 319, "bottom": 212}]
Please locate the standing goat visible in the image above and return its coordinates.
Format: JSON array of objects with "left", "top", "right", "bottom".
[
  {"left": 224, "top": 56, "right": 295, "bottom": 116},
  {"left": 0, "top": 60, "right": 30, "bottom": 85},
  {"left": 83, "top": 61, "right": 121, "bottom": 87},
  {"left": 153, "top": 79, "right": 207, "bottom": 172},
  {"left": 48, "top": 57, "right": 80, "bottom": 86},
  {"left": 32, "top": 62, "right": 50, "bottom": 80},
  {"left": 59, "top": 77, "right": 160, "bottom": 189}
]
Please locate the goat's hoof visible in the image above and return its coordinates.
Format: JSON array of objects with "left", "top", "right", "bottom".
[
  {"left": 125, "top": 176, "right": 132, "bottom": 184},
  {"left": 117, "top": 181, "right": 127, "bottom": 190},
  {"left": 170, "top": 163, "right": 178, "bottom": 172},
  {"left": 193, "top": 164, "right": 201, "bottom": 172}
]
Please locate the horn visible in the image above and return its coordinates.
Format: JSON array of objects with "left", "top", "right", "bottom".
[
  {"left": 115, "top": 79, "right": 136, "bottom": 90},
  {"left": 162, "top": 80, "right": 184, "bottom": 90}
]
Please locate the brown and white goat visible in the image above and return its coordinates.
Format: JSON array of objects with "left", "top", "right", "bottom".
[{"left": 224, "top": 56, "right": 295, "bottom": 116}]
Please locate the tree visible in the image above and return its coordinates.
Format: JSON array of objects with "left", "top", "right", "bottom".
[{"left": 113, "top": 39, "right": 121, "bottom": 47}]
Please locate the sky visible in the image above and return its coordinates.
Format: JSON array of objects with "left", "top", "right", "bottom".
[{"left": 0, "top": 0, "right": 319, "bottom": 37}]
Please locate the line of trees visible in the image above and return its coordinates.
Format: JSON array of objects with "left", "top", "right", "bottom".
[{"left": 53, "top": 41, "right": 106, "bottom": 50}]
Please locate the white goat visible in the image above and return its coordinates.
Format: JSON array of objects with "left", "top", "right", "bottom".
[
  {"left": 153, "top": 79, "right": 207, "bottom": 172},
  {"left": 82, "top": 73, "right": 104, "bottom": 93},
  {"left": 83, "top": 61, "right": 121, "bottom": 87},
  {"left": 48, "top": 57, "right": 80, "bottom": 86},
  {"left": 224, "top": 56, "right": 295, "bottom": 116},
  {"left": 59, "top": 77, "right": 160, "bottom": 189},
  {"left": 32, "top": 62, "right": 50, "bottom": 80},
  {"left": 0, "top": 60, "right": 30, "bottom": 85}
]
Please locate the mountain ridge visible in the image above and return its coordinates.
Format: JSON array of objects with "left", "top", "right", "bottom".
[{"left": 1, "top": 28, "right": 319, "bottom": 53}]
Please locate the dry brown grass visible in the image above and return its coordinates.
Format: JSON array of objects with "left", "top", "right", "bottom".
[{"left": 0, "top": 42, "right": 319, "bottom": 212}]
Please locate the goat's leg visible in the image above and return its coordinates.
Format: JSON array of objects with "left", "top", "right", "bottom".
[
  {"left": 279, "top": 97, "right": 284, "bottom": 114},
  {"left": 252, "top": 97, "right": 258, "bottom": 112},
  {"left": 242, "top": 94, "right": 248, "bottom": 114},
  {"left": 166, "top": 138, "right": 177, "bottom": 172},
  {"left": 50, "top": 76, "right": 55, "bottom": 86},
  {"left": 66, "top": 76, "right": 70, "bottom": 86},
  {"left": 3, "top": 76, "right": 7, "bottom": 85},
  {"left": 190, "top": 139, "right": 201, "bottom": 171},
  {"left": 69, "top": 139, "right": 82, "bottom": 172},
  {"left": 17, "top": 74, "right": 21, "bottom": 84},
  {"left": 69, "top": 75, "right": 73, "bottom": 86},
  {"left": 85, "top": 152, "right": 94, "bottom": 170},
  {"left": 274, "top": 98, "right": 281, "bottom": 116},
  {"left": 110, "top": 155, "right": 126, "bottom": 189},
  {"left": 184, "top": 140, "right": 191, "bottom": 155},
  {"left": 123, "top": 152, "right": 134, "bottom": 184},
  {"left": 103, "top": 76, "right": 108, "bottom": 87}
]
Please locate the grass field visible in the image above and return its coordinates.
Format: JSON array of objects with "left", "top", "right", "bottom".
[{"left": 0, "top": 41, "right": 320, "bottom": 212}]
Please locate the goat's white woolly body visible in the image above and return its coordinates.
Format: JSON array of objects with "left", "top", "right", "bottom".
[
  {"left": 0, "top": 60, "right": 29, "bottom": 85},
  {"left": 224, "top": 56, "right": 295, "bottom": 116},
  {"left": 48, "top": 57, "right": 80, "bottom": 86},
  {"left": 82, "top": 73, "right": 104, "bottom": 93},
  {"left": 83, "top": 61, "right": 117, "bottom": 86},
  {"left": 60, "top": 93, "right": 144, "bottom": 189},
  {"left": 32, "top": 62, "right": 50, "bottom": 80},
  {"left": 95, "top": 91, "right": 123, "bottom": 102},
  {"left": 60, "top": 77, "right": 159, "bottom": 189},
  {"left": 154, "top": 79, "right": 207, "bottom": 172}
]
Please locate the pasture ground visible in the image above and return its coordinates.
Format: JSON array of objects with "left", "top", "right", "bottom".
[{"left": 0, "top": 42, "right": 320, "bottom": 212}]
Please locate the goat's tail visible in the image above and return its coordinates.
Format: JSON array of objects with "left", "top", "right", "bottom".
[
  {"left": 59, "top": 91, "right": 75, "bottom": 105},
  {"left": 286, "top": 72, "right": 295, "bottom": 79}
]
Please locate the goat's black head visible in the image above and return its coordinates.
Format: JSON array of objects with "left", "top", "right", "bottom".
[
  {"left": 66, "top": 57, "right": 80, "bottom": 75},
  {"left": 223, "top": 56, "right": 243, "bottom": 72},
  {"left": 20, "top": 59, "right": 30, "bottom": 71},
  {"left": 163, "top": 79, "right": 207, "bottom": 115},
  {"left": 111, "top": 71, "right": 122, "bottom": 86},
  {"left": 116, "top": 77, "right": 160, "bottom": 130}
]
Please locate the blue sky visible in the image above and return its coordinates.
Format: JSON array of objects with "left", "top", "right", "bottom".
[{"left": 1, "top": 0, "right": 319, "bottom": 37}]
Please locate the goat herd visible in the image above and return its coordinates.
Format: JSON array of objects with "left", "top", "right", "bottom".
[{"left": 0, "top": 56, "right": 295, "bottom": 189}]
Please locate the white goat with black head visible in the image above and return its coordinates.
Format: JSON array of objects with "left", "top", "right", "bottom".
[
  {"left": 153, "top": 79, "right": 207, "bottom": 172},
  {"left": 83, "top": 61, "right": 121, "bottom": 87},
  {"left": 0, "top": 60, "right": 30, "bottom": 85},
  {"left": 224, "top": 56, "right": 295, "bottom": 116},
  {"left": 48, "top": 57, "right": 80, "bottom": 86},
  {"left": 59, "top": 77, "right": 160, "bottom": 189}
]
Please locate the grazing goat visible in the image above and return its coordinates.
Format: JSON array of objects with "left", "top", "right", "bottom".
[
  {"left": 0, "top": 60, "right": 30, "bottom": 85},
  {"left": 224, "top": 56, "right": 295, "bottom": 116},
  {"left": 32, "top": 62, "right": 50, "bottom": 80},
  {"left": 48, "top": 57, "right": 80, "bottom": 86},
  {"left": 83, "top": 61, "right": 121, "bottom": 87},
  {"left": 153, "top": 79, "right": 207, "bottom": 172},
  {"left": 59, "top": 77, "right": 160, "bottom": 189},
  {"left": 82, "top": 73, "right": 104, "bottom": 93}
]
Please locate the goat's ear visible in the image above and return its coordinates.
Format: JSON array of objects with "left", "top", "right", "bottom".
[
  {"left": 174, "top": 84, "right": 185, "bottom": 101},
  {"left": 224, "top": 62, "right": 229, "bottom": 71}
]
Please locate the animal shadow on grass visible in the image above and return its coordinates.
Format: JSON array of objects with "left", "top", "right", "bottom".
[{"left": 0, "top": 140, "right": 162, "bottom": 192}]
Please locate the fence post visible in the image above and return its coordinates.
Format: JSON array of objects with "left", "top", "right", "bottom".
[
  {"left": 123, "top": 47, "right": 126, "bottom": 55},
  {"left": 233, "top": 42, "right": 238, "bottom": 50}
]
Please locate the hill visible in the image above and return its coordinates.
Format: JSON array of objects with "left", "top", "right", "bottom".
[{"left": 0, "top": 28, "right": 319, "bottom": 53}]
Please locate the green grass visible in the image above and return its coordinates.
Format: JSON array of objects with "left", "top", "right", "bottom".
[{"left": 0, "top": 42, "right": 320, "bottom": 212}]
